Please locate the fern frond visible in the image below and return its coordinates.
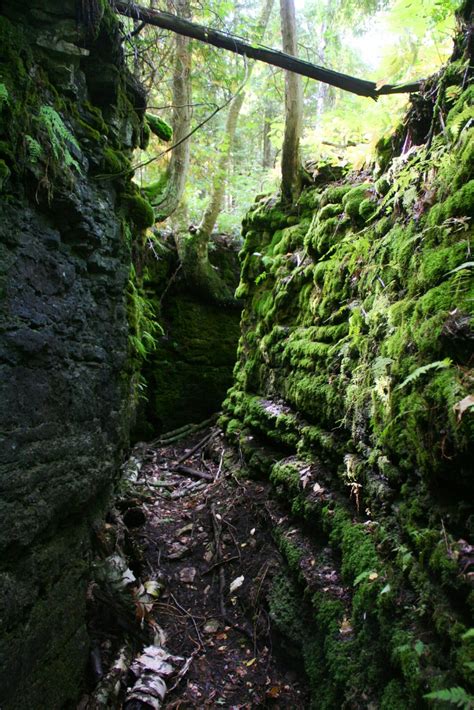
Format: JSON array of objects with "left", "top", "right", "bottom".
[
  {"left": 38, "top": 106, "right": 81, "bottom": 172},
  {"left": 424, "top": 686, "right": 473, "bottom": 708},
  {"left": 0, "top": 83, "right": 9, "bottom": 107},
  {"left": 25, "top": 135, "right": 43, "bottom": 164},
  {"left": 396, "top": 358, "right": 452, "bottom": 391}
]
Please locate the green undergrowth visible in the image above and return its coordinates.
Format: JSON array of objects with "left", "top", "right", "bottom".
[{"left": 221, "top": 51, "right": 474, "bottom": 708}]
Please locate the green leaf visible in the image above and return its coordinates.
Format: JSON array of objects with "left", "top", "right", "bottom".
[{"left": 414, "top": 640, "right": 425, "bottom": 656}]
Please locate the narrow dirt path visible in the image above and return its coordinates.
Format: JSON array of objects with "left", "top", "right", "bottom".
[
  {"left": 133, "top": 430, "right": 307, "bottom": 709},
  {"left": 109, "top": 424, "right": 309, "bottom": 709}
]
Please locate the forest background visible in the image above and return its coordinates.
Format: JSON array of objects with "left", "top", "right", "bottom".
[{"left": 124, "top": 0, "right": 460, "bottom": 239}]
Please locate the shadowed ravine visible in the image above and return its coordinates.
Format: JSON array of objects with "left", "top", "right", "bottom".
[{"left": 0, "top": 0, "right": 473, "bottom": 708}]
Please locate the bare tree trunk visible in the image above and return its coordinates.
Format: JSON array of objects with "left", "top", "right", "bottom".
[
  {"left": 196, "top": 0, "right": 275, "bottom": 242},
  {"left": 180, "top": 0, "right": 274, "bottom": 299},
  {"left": 196, "top": 90, "right": 245, "bottom": 239},
  {"left": 156, "top": 0, "right": 192, "bottom": 226},
  {"left": 262, "top": 100, "right": 276, "bottom": 169},
  {"left": 279, "top": 0, "right": 303, "bottom": 203}
]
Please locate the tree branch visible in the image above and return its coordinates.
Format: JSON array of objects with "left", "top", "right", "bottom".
[{"left": 112, "top": 0, "right": 422, "bottom": 98}]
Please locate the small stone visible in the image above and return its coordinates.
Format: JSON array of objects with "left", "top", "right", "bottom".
[
  {"left": 178, "top": 567, "right": 196, "bottom": 584},
  {"left": 203, "top": 619, "right": 220, "bottom": 634}
]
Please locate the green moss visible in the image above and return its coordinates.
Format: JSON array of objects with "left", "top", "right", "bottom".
[
  {"left": 123, "top": 193, "right": 155, "bottom": 229},
  {"left": 145, "top": 113, "right": 173, "bottom": 141},
  {"left": 0, "top": 159, "right": 10, "bottom": 189},
  {"left": 103, "top": 147, "right": 132, "bottom": 176},
  {"left": 320, "top": 184, "right": 352, "bottom": 206},
  {"left": 381, "top": 680, "right": 412, "bottom": 709},
  {"left": 297, "top": 187, "right": 322, "bottom": 212},
  {"left": 270, "top": 460, "right": 302, "bottom": 495},
  {"left": 142, "top": 174, "right": 168, "bottom": 204},
  {"left": 269, "top": 573, "right": 306, "bottom": 647},
  {"left": 375, "top": 176, "right": 390, "bottom": 196},
  {"left": 319, "top": 203, "right": 343, "bottom": 221},
  {"left": 224, "top": 53, "right": 473, "bottom": 710},
  {"left": 359, "top": 197, "right": 377, "bottom": 221},
  {"left": 427, "top": 180, "right": 474, "bottom": 227},
  {"left": 76, "top": 118, "right": 102, "bottom": 144},
  {"left": 82, "top": 101, "right": 109, "bottom": 135}
]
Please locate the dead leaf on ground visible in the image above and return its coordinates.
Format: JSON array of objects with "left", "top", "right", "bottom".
[
  {"left": 453, "top": 395, "right": 474, "bottom": 422},
  {"left": 229, "top": 575, "right": 244, "bottom": 593}
]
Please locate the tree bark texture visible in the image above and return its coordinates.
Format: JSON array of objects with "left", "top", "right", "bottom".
[
  {"left": 156, "top": 0, "right": 192, "bottom": 225},
  {"left": 113, "top": 2, "right": 421, "bottom": 99},
  {"left": 279, "top": 0, "right": 303, "bottom": 202},
  {"left": 262, "top": 100, "right": 277, "bottom": 169}
]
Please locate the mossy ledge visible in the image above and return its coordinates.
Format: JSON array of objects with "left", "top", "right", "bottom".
[{"left": 221, "top": 15, "right": 474, "bottom": 708}]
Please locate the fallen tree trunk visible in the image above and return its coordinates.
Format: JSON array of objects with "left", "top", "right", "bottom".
[{"left": 113, "top": 1, "right": 422, "bottom": 98}]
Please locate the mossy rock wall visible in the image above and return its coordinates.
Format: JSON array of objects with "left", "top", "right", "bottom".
[
  {"left": 135, "top": 235, "right": 242, "bottom": 437},
  {"left": 221, "top": 46, "right": 474, "bottom": 709},
  {"left": 0, "top": 1, "right": 149, "bottom": 706}
]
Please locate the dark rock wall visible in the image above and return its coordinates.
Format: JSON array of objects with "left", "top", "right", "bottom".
[
  {"left": 221, "top": 17, "right": 474, "bottom": 709},
  {"left": 0, "top": 1, "right": 149, "bottom": 706},
  {"left": 135, "top": 234, "right": 242, "bottom": 438}
]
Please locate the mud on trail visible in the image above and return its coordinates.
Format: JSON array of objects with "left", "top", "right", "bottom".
[{"left": 82, "top": 423, "right": 309, "bottom": 709}]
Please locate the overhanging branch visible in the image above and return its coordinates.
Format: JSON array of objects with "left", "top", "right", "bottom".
[{"left": 112, "top": 0, "right": 422, "bottom": 99}]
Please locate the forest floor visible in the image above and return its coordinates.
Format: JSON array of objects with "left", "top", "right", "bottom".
[{"left": 83, "top": 424, "right": 309, "bottom": 709}]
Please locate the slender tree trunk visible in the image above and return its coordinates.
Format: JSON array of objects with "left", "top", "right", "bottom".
[
  {"left": 196, "top": 90, "right": 246, "bottom": 239},
  {"left": 156, "top": 0, "right": 192, "bottom": 226},
  {"left": 262, "top": 100, "right": 276, "bottom": 169},
  {"left": 279, "top": 0, "right": 303, "bottom": 203},
  {"left": 196, "top": 0, "right": 275, "bottom": 242},
  {"left": 180, "top": 0, "right": 274, "bottom": 299}
]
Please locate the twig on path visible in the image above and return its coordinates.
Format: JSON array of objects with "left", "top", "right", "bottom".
[
  {"left": 170, "top": 481, "right": 206, "bottom": 499},
  {"left": 214, "top": 449, "right": 225, "bottom": 481},
  {"left": 136, "top": 480, "right": 175, "bottom": 491},
  {"left": 150, "top": 414, "right": 219, "bottom": 447},
  {"left": 170, "top": 593, "right": 204, "bottom": 647},
  {"left": 167, "top": 646, "right": 201, "bottom": 694},
  {"left": 210, "top": 503, "right": 227, "bottom": 618},
  {"left": 175, "top": 430, "right": 216, "bottom": 466},
  {"left": 173, "top": 464, "right": 214, "bottom": 481},
  {"left": 201, "top": 555, "right": 239, "bottom": 576}
]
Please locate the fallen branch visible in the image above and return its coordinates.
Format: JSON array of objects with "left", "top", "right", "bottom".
[
  {"left": 167, "top": 647, "right": 201, "bottom": 694},
  {"left": 124, "top": 645, "right": 184, "bottom": 710},
  {"left": 173, "top": 464, "right": 214, "bottom": 481},
  {"left": 150, "top": 414, "right": 218, "bottom": 447},
  {"left": 202, "top": 555, "right": 240, "bottom": 576},
  {"left": 170, "top": 481, "right": 206, "bottom": 499},
  {"left": 89, "top": 644, "right": 132, "bottom": 709},
  {"left": 175, "top": 429, "right": 217, "bottom": 466},
  {"left": 113, "top": 1, "right": 422, "bottom": 98},
  {"left": 170, "top": 593, "right": 204, "bottom": 647}
]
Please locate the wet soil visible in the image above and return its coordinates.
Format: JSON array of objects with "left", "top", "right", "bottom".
[{"left": 84, "top": 425, "right": 309, "bottom": 709}]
